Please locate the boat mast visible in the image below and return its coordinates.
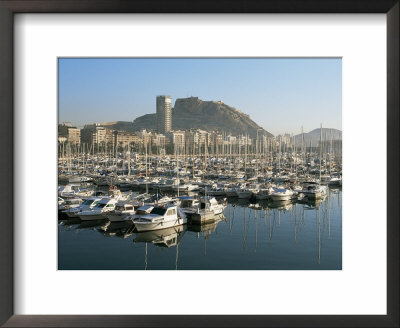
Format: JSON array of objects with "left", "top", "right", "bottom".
[
  {"left": 176, "top": 144, "right": 179, "bottom": 197},
  {"left": 319, "top": 123, "right": 322, "bottom": 182},
  {"left": 244, "top": 134, "right": 247, "bottom": 179},
  {"left": 145, "top": 140, "right": 148, "bottom": 195}
]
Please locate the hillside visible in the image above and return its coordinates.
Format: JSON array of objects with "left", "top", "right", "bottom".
[
  {"left": 294, "top": 128, "right": 342, "bottom": 145},
  {"left": 130, "top": 97, "right": 272, "bottom": 137}
]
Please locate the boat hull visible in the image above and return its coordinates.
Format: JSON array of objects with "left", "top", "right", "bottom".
[
  {"left": 79, "top": 213, "right": 108, "bottom": 221},
  {"left": 190, "top": 210, "right": 216, "bottom": 224},
  {"left": 134, "top": 218, "right": 187, "bottom": 232},
  {"left": 107, "top": 213, "right": 132, "bottom": 222},
  {"left": 65, "top": 210, "right": 81, "bottom": 218}
]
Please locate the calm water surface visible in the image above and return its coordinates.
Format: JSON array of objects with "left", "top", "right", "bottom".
[{"left": 58, "top": 188, "right": 342, "bottom": 270}]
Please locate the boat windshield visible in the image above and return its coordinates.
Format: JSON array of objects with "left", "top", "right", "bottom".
[
  {"left": 95, "top": 203, "right": 107, "bottom": 209},
  {"left": 82, "top": 199, "right": 94, "bottom": 205},
  {"left": 150, "top": 207, "right": 167, "bottom": 215}
]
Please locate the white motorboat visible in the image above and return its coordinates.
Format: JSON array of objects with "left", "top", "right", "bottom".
[
  {"left": 130, "top": 205, "right": 154, "bottom": 221},
  {"left": 79, "top": 197, "right": 118, "bottom": 221},
  {"left": 58, "top": 198, "right": 82, "bottom": 212},
  {"left": 300, "top": 182, "right": 327, "bottom": 199},
  {"left": 133, "top": 204, "right": 187, "bottom": 232},
  {"left": 64, "top": 197, "right": 101, "bottom": 218},
  {"left": 255, "top": 188, "right": 273, "bottom": 200},
  {"left": 269, "top": 188, "right": 294, "bottom": 201},
  {"left": 236, "top": 184, "right": 259, "bottom": 199},
  {"left": 178, "top": 196, "right": 200, "bottom": 216},
  {"left": 107, "top": 202, "right": 136, "bottom": 222},
  {"left": 198, "top": 196, "right": 226, "bottom": 215}
]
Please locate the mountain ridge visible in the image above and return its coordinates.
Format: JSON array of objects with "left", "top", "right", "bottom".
[
  {"left": 129, "top": 97, "right": 272, "bottom": 137},
  {"left": 293, "top": 128, "right": 342, "bottom": 145}
]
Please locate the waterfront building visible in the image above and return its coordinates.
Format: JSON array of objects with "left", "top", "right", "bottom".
[
  {"left": 154, "top": 133, "right": 167, "bottom": 147},
  {"left": 166, "top": 130, "right": 185, "bottom": 152},
  {"left": 91, "top": 126, "right": 113, "bottom": 146},
  {"left": 113, "top": 131, "right": 138, "bottom": 150},
  {"left": 80, "top": 124, "right": 114, "bottom": 147},
  {"left": 58, "top": 124, "right": 80, "bottom": 145},
  {"left": 172, "top": 130, "right": 185, "bottom": 150},
  {"left": 156, "top": 95, "right": 172, "bottom": 134},
  {"left": 68, "top": 128, "right": 81, "bottom": 145}
]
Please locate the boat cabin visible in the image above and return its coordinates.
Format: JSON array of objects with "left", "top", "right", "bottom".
[
  {"left": 114, "top": 203, "right": 134, "bottom": 213},
  {"left": 179, "top": 196, "right": 199, "bottom": 209}
]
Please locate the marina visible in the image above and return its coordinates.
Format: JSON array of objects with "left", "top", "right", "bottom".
[
  {"left": 58, "top": 144, "right": 342, "bottom": 270},
  {"left": 57, "top": 58, "right": 342, "bottom": 270},
  {"left": 59, "top": 186, "right": 341, "bottom": 270}
]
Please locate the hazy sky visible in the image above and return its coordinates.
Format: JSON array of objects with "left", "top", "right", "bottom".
[{"left": 58, "top": 58, "right": 341, "bottom": 136}]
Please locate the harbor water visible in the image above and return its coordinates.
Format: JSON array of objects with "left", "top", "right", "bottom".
[{"left": 58, "top": 187, "right": 342, "bottom": 270}]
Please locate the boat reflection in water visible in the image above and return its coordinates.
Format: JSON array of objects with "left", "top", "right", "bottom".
[
  {"left": 265, "top": 199, "right": 294, "bottom": 211},
  {"left": 59, "top": 217, "right": 81, "bottom": 227},
  {"left": 97, "top": 221, "right": 136, "bottom": 239},
  {"left": 188, "top": 214, "right": 226, "bottom": 256},
  {"left": 133, "top": 225, "right": 186, "bottom": 269},
  {"left": 188, "top": 213, "right": 226, "bottom": 234},
  {"left": 76, "top": 219, "right": 109, "bottom": 231},
  {"left": 297, "top": 195, "right": 326, "bottom": 210},
  {"left": 133, "top": 225, "right": 186, "bottom": 248}
]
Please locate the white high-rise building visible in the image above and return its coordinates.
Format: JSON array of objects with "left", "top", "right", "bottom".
[{"left": 156, "top": 95, "right": 172, "bottom": 134}]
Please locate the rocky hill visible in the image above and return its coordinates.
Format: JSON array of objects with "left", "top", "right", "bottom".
[{"left": 130, "top": 97, "right": 272, "bottom": 137}]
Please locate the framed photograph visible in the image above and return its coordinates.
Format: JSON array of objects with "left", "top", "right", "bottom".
[{"left": 1, "top": 0, "right": 398, "bottom": 327}]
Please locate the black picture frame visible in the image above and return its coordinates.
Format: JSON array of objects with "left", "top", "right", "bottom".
[{"left": 0, "top": 0, "right": 398, "bottom": 327}]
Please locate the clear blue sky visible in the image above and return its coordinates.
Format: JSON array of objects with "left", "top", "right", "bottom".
[{"left": 58, "top": 58, "right": 341, "bottom": 136}]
